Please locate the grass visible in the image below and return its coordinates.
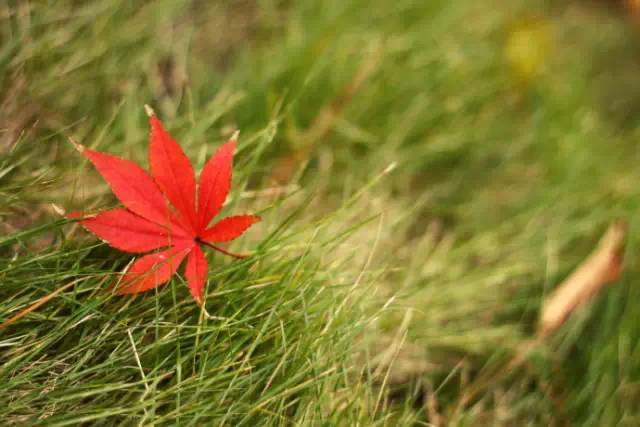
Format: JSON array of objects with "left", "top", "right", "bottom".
[{"left": 2, "top": 0, "right": 640, "bottom": 425}]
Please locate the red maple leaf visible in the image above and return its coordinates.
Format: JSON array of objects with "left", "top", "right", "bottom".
[{"left": 68, "top": 106, "right": 260, "bottom": 304}]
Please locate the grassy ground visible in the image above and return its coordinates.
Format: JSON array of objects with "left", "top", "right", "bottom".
[{"left": 2, "top": 0, "right": 640, "bottom": 425}]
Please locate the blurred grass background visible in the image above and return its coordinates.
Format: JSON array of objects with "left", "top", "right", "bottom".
[{"left": 2, "top": 0, "right": 640, "bottom": 425}]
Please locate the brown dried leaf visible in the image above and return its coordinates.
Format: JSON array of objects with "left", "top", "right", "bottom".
[
  {"left": 539, "top": 221, "right": 626, "bottom": 337},
  {"left": 627, "top": 0, "right": 640, "bottom": 19}
]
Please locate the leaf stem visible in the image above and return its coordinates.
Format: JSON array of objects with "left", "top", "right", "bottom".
[{"left": 199, "top": 241, "right": 251, "bottom": 259}]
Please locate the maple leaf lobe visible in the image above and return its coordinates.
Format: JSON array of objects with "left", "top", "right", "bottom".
[
  {"left": 197, "top": 140, "right": 235, "bottom": 231},
  {"left": 148, "top": 115, "right": 198, "bottom": 233}
]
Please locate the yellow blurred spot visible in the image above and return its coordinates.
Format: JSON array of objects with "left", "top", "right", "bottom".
[{"left": 504, "top": 18, "right": 550, "bottom": 82}]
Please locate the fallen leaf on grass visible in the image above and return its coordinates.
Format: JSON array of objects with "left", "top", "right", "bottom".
[
  {"left": 539, "top": 221, "right": 626, "bottom": 336},
  {"left": 453, "top": 222, "right": 626, "bottom": 410},
  {"left": 67, "top": 105, "right": 260, "bottom": 305}
]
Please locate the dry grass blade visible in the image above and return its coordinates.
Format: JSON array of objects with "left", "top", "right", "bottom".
[
  {"left": 0, "top": 281, "right": 76, "bottom": 331},
  {"left": 271, "top": 44, "right": 382, "bottom": 183},
  {"left": 539, "top": 221, "right": 626, "bottom": 337}
]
